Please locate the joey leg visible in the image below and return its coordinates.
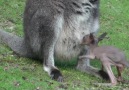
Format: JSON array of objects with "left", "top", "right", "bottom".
[
  {"left": 76, "top": 48, "right": 108, "bottom": 79},
  {"left": 79, "top": 54, "right": 95, "bottom": 59},
  {"left": 99, "top": 65, "right": 110, "bottom": 80},
  {"left": 103, "top": 63, "right": 117, "bottom": 86},
  {"left": 77, "top": 57, "right": 109, "bottom": 80},
  {"left": 76, "top": 58, "right": 100, "bottom": 78},
  {"left": 77, "top": 48, "right": 99, "bottom": 78},
  {"left": 76, "top": 58, "right": 108, "bottom": 79},
  {"left": 116, "top": 66, "right": 124, "bottom": 82}
]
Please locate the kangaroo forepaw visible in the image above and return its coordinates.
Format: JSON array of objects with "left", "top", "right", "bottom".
[{"left": 50, "top": 69, "right": 63, "bottom": 82}]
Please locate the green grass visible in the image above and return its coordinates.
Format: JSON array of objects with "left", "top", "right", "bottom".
[{"left": 0, "top": 0, "right": 129, "bottom": 90}]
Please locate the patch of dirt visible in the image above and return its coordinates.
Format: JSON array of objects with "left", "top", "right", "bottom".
[{"left": 0, "top": 20, "right": 15, "bottom": 31}]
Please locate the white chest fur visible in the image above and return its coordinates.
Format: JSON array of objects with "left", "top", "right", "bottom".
[{"left": 55, "top": 8, "right": 99, "bottom": 60}]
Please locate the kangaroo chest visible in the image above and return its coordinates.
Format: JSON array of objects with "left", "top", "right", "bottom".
[{"left": 55, "top": 1, "right": 98, "bottom": 60}]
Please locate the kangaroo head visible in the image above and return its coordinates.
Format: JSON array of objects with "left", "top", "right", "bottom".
[{"left": 81, "top": 33, "right": 97, "bottom": 45}]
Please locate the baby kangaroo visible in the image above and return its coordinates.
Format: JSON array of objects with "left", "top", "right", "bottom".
[{"left": 79, "top": 33, "right": 129, "bottom": 86}]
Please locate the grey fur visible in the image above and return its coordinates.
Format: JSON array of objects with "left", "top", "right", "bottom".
[{"left": 0, "top": 0, "right": 101, "bottom": 81}]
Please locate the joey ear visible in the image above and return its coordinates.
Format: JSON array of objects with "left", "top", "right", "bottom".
[
  {"left": 89, "top": 33, "right": 95, "bottom": 44},
  {"left": 98, "top": 32, "right": 108, "bottom": 42},
  {"left": 89, "top": 33, "right": 94, "bottom": 40}
]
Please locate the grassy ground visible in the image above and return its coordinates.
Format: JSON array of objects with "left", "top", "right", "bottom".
[{"left": 0, "top": 0, "right": 129, "bottom": 90}]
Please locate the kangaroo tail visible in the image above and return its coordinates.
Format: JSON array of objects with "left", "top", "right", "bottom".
[{"left": 0, "top": 29, "right": 34, "bottom": 58}]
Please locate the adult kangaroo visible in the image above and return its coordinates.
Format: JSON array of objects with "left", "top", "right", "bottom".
[{"left": 0, "top": 0, "right": 106, "bottom": 82}]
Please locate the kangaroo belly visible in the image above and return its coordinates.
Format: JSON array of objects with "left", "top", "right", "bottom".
[
  {"left": 55, "top": 15, "right": 98, "bottom": 60},
  {"left": 55, "top": 33, "right": 82, "bottom": 60},
  {"left": 55, "top": 28, "right": 82, "bottom": 61}
]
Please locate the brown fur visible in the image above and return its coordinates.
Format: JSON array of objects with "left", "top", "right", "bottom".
[{"left": 79, "top": 33, "right": 129, "bottom": 86}]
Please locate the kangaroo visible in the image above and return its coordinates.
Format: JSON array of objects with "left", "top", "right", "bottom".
[
  {"left": 79, "top": 33, "right": 129, "bottom": 86},
  {"left": 0, "top": 0, "right": 108, "bottom": 82}
]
